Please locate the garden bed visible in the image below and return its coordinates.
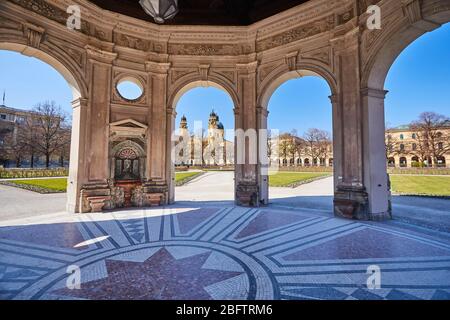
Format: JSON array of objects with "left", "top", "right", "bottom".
[
  {"left": 0, "top": 178, "right": 68, "bottom": 193},
  {"left": 175, "top": 171, "right": 205, "bottom": 186}
]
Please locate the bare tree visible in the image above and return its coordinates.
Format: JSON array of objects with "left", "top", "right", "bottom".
[
  {"left": 2, "top": 129, "right": 27, "bottom": 167},
  {"left": 303, "top": 128, "right": 330, "bottom": 166},
  {"left": 32, "top": 101, "right": 68, "bottom": 168},
  {"left": 384, "top": 125, "right": 400, "bottom": 160},
  {"left": 278, "top": 132, "right": 294, "bottom": 165},
  {"left": 16, "top": 117, "right": 41, "bottom": 168},
  {"left": 410, "top": 112, "right": 450, "bottom": 167}
]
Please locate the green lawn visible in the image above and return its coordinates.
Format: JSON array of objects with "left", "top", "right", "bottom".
[
  {"left": 175, "top": 171, "right": 203, "bottom": 185},
  {"left": 390, "top": 175, "right": 450, "bottom": 196},
  {"left": 7, "top": 178, "right": 68, "bottom": 192},
  {"left": 3, "top": 173, "right": 202, "bottom": 192},
  {"left": 269, "top": 172, "right": 331, "bottom": 187}
]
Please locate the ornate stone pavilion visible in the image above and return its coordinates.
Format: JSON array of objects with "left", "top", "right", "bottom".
[{"left": 1, "top": 0, "right": 449, "bottom": 220}]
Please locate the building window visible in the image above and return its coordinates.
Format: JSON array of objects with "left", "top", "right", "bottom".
[
  {"left": 412, "top": 133, "right": 416, "bottom": 139},
  {"left": 0, "top": 114, "right": 6, "bottom": 120},
  {"left": 438, "top": 142, "right": 443, "bottom": 150},
  {"left": 400, "top": 134, "right": 404, "bottom": 140},
  {"left": 400, "top": 144, "right": 405, "bottom": 151},
  {"left": 412, "top": 143, "right": 417, "bottom": 151}
]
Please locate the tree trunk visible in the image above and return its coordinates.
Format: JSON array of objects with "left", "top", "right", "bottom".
[
  {"left": 46, "top": 154, "right": 50, "bottom": 168},
  {"left": 30, "top": 154, "right": 34, "bottom": 168}
]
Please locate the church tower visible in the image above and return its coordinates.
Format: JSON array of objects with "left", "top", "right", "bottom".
[{"left": 179, "top": 114, "right": 189, "bottom": 137}]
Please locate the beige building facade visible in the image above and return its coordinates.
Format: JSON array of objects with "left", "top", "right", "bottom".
[
  {"left": 386, "top": 123, "right": 450, "bottom": 168},
  {"left": 1, "top": 0, "right": 449, "bottom": 220}
]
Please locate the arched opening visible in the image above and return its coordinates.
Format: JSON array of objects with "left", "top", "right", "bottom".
[
  {"left": 436, "top": 156, "right": 446, "bottom": 167},
  {"left": 364, "top": 8, "right": 450, "bottom": 219},
  {"left": 399, "top": 157, "right": 408, "bottom": 168},
  {"left": 170, "top": 82, "right": 235, "bottom": 204},
  {"left": 0, "top": 43, "right": 84, "bottom": 216},
  {"left": 388, "top": 157, "right": 396, "bottom": 168},
  {"left": 262, "top": 71, "right": 334, "bottom": 210}
]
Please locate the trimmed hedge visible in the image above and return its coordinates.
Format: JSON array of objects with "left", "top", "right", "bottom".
[
  {"left": 388, "top": 168, "right": 450, "bottom": 175},
  {"left": 0, "top": 168, "right": 69, "bottom": 179},
  {"left": 272, "top": 166, "right": 333, "bottom": 173}
]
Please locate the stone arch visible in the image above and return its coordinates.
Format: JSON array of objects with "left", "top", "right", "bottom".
[
  {"left": 112, "top": 140, "right": 146, "bottom": 158},
  {"left": 167, "top": 76, "right": 238, "bottom": 204},
  {"left": 257, "top": 63, "right": 336, "bottom": 204},
  {"left": 110, "top": 140, "right": 146, "bottom": 181},
  {"left": 363, "top": 3, "right": 450, "bottom": 90},
  {"left": 0, "top": 41, "right": 87, "bottom": 101},
  {"left": 358, "top": 2, "right": 450, "bottom": 218},
  {"left": 168, "top": 75, "right": 239, "bottom": 112},
  {"left": 258, "top": 63, "right": 337, "bottom": 110}
]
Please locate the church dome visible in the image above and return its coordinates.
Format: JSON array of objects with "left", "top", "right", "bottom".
[{"left": 217, "top": 122, "right": 224, "bottom": 130}]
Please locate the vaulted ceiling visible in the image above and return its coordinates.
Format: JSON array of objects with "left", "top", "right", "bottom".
[{"left": 88, "top": 0, "right": 310, "bottom": 26}]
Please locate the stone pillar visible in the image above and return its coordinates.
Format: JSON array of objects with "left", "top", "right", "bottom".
[
  {"left": 361, "top": 88, "right": 391, "bottom": 219},
  {"left": 257, "top": 106, "right": 269, "bottom": 205},
  {"left": 332, "top": 29, "right": 371, "bottom": 220},
  {"left": 67, "top": 98, "right": 88, "bottom": 213},
  {"left": 235, "top": 62, "right": 261, "bottom": 207},
  {"left": 332, "top": 28, "right": 391, "bottom": 221},
  {"left": 77, "top": 46, "right": 117, "bottom": 213},
  {"left": 330, "top": 94, "right": 342, "bottom": 192},
  {"left": 144, "top": 61, "right": 171, "bottom": 205}
]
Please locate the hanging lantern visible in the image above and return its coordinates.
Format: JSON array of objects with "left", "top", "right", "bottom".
[{"left": 139, "top": 0, "right": 179, "bottom": 24}]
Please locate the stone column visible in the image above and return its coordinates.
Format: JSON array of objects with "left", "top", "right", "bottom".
[
  {"left": 144, "top": 61, "right": 171, "bottom": 205},
  {"left": 331, "top": 29, "right": 371, "bottom": 220},
  {"left": 330, "top": 94, "right": 342, "bottom": 192},
  {"left": 332, "top": 28, "right": 391, "bottom": 221},
  {"left": 235, "top": 62, "right": 261, "bottom": 207},
  {"left": 77, "top": 46, "right": 117, "bottom": 213},
  {"left": 67, "top": 98, "right": 88, "bottom": 213},
  {"left": 361, "top": 88, "right": 391, "bottom": 219},
  {"left": 257, "top": 106, "right": 269, "bottom": 205}
]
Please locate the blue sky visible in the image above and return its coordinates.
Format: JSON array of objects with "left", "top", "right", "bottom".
[{"left": 1, "top": 23, "right": 449, "bottom": 135}]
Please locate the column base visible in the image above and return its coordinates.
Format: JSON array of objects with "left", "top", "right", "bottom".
[
  {"left": 79, "top": 183, "right": 111, "bottom": 213},
  {"left": 334, "top": 185, "right": 392, "bottom": 221},
  {"left": 142, "top": 181, "right": 168, "bottom": 206},
  {"left": 236, "top": 182, "right": 260, "bottom": 207},
  {"left": 78, "top": 181, "right": 169, "bottom": 213}
]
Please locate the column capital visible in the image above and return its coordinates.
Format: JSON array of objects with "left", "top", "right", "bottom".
[
  {"left": 85, "top": 45, "right": 117, "bottom": 64},
  {"left": 146, "top": 61, "right": 171, "bottom": 74},
  {"left": 256, "top": 106, "right": 269, "bottom": 117},
  {"left": 361, "top": 88, "right": 389, "bottom": 99},
  {"left": 71, "top": 98, "right": 88, "bottom": 109},
  {"left": 328, "top": 94, "right": 340, "bottom": 104},
  {"left": 236, "top": 61, "right": 258, "bottom": 75},
  {"left": 167, "top": 107, "right": 176, "bottom": 117}
]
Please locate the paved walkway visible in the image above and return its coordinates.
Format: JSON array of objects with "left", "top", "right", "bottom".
[
  {"left": 0, "top": 184, "right": 66, "bottom": 221},
  {"left": 0, "top": 202, "right": 449, "bottom": 300},
  {"left": 0, "top": 172, "right": 449, "bottom": 300}
]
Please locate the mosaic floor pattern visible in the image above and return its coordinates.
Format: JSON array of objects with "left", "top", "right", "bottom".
[{"left": 0, "top": 205, "right": 449, "bottom": 300}]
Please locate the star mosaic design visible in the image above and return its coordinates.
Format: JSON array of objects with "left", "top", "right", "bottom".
[{"left": 53, "top": 248, "right": 243, "bottom": 300}]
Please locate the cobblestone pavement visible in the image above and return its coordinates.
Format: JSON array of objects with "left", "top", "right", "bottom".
[{"left": 0, "top": 203, "right": 449, "bottom": 300}]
